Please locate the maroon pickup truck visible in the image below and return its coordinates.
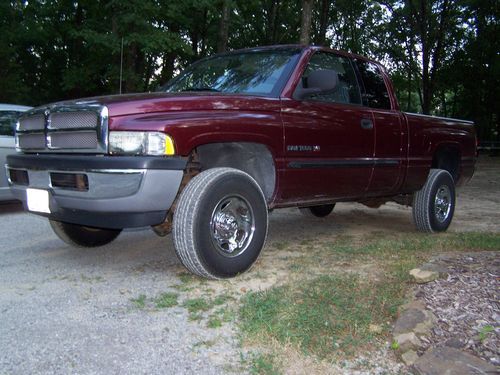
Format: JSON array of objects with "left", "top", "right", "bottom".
[{"left": 6, "top": 45, "right": 476, "bottom": 279}]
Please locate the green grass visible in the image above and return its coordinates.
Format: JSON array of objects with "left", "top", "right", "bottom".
[
  {"left": 183, "top": 297, "right": 211, "bottom": 313},
  {"left": 479, "top": 325, "right": 495, "bottom": 342},
  {"left": 173, "top": 293, "right": 237, "bottom": 324},
  {"left": 207, "top": 316, "right": 223, "bottom": 328},
  {"left": 130, "top": 294, "right": 147, "bottom": 309},
  {"left": 247, "top": 353, "right": 279, "bottom": 375},
  {"left": 241, "top": 274, "right": 402, "bottom": 358},
  {"left": 240, "top": 232, "right": 500, "bottom": 360},
  {"left": 173, "top": 272, "right": 200, "bottom": 291},
  {"left": 207, "top": 306, "right": 236, "bottom": 328},
  {"left": 155, "top": 292, "right": 178, "bottom": 308},
  {"left": 213, "top": 293, "right": 234, "bottom": 306}
]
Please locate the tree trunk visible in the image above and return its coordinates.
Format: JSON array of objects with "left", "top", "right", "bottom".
[
  {"left": 161, "top": 23, "right": 180, "bottom": 84},
  {"left": 217, "top": 0, "right": 231, "bottom": 53},
  {"left": 317, "top": 0, "right": 330, "bottom": 46},
  {"left": 407, "top": 0, "right": 451, "bottom": 115},
  {"left": 200, "top": 8, "right": 209, "bottom": 57},
  {"left": 299, "top": 0, "right": 314, "bottom": 45},
  {"left": 417, "top": 0, "right": 431, "bottom": 114},
  {"left": 266, "top": 0, "right": 280, "bottom": 44},
  {"left": 407, "top": 68, "right": 412, "bottom": 111}
]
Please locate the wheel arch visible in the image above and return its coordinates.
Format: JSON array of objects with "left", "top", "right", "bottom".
[
  {"left": 431, "top": 143, "right": 461, "bottom": 182},
  {"left": 192, "top": 142, "right": 277, "bottom": 203}
]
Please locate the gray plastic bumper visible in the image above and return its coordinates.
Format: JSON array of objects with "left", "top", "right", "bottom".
[{"left": 6, "top": 154, "right": 186, "bottom": 228}]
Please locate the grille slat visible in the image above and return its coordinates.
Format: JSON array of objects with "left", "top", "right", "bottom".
[
  {"left": 17, "top": 133, "right": 46, "bottom": 149},
  {"left": 15, "top": 106, "right": 107, "bottom": 153},
  {"left": 49, "top": 111, "right": 98, "bottom": 129},
  {"left": 18, "top": 114, "right": 45, "bottom": 131},
  {"left": 49, "top": 131, "right": 98, "bottom": 149}
]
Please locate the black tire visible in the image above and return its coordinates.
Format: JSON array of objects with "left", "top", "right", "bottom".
[
  {"left": 49, "top": 220, "right": 122, "bottom": 247},
  {"left": 412, "top": 169, "right": 456, "bottom": 233},
  {"left": 299, "top": 204, "right": 336, "bottom": 218},
  {"left": 172, "top": 168, "right": 268, "bottom": 279}
]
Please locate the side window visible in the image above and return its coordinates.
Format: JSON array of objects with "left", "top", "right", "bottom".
[
  {"left": 0, "top": 111, "right": 19, "bottom": 137},
  {"left": 297, "top": 52, "right": 361, "bottom": 105},
  {"left": 355, "top": 60, "right": 391, "bottom": 110}
]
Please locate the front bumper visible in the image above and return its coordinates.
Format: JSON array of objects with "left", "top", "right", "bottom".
[{"left": 6, "top": 154, "right": 186, "bottom": 228}]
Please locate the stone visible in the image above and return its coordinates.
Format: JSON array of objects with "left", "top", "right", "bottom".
[
  {"left": 393, "top": 308, "right": 436, "bottom": 336},
  {"left": 409, "top": 268, "right": 439, "bottom": 284},
  {"left": 394, "top": 332, "right": 423, "bottom": 352},
  {"left": 399, "top": 299, "right": 426, "bottom": 313},
  {"left": 420, "top": 262, "right": 449, "bottom": 278},
  {"left": 444, "top": 337, "right": 465, "bottom": 349},
  {"left": 412, "top": 346, "right": 498, "bottom": 375},
  {"left": 401, "top": 350, "right": 419, "bottom": 366}
]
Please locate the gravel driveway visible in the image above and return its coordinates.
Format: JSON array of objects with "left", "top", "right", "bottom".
[
  {"left": 1, "top": 156, "right": 498, "bottom": 374},
  {"left": 0, "top": 210, "right": 241, "bottom": 374}
]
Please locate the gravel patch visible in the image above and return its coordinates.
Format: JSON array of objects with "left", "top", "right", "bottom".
[{"left": 0, "top": 213, "right": 242, "bottom": 374}]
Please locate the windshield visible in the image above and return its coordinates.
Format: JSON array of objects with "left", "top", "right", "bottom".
[{"left": 161, "top": 49, "right": 301, "bottom": 97}]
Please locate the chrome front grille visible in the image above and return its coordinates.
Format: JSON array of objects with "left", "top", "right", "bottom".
[{"left": 16, "top": 105, "right": 108, "bottom": 153}]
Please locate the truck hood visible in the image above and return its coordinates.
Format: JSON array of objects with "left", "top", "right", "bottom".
[{"left": 51, "top": 92, "right": 280, "bottom": 117}]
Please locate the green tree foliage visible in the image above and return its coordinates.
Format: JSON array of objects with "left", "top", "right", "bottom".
[{"left": 0, "top": 0, "right": 497, "bottom": 141}]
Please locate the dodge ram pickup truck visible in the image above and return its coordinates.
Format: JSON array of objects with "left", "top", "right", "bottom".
[{"left": 6, "top": 45, "right": 476, "bottom": 279}]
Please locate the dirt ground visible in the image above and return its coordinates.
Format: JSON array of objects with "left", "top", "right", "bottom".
[{"left": 0, "top": 156, "right": 498, "bottom": 374}]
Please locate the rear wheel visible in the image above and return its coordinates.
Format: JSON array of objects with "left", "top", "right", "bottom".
[
  {"left": 412, "top": 169, "right": 455, "bottom": 233},
  {"left": 299, "top": 204, "right": 336, "bottom": 218},
  {"left": 173, "top": 168, "right": 268, "bottom": 279},
  {"left": 49, "top": 220, "right": 122, "bottom": 247}
]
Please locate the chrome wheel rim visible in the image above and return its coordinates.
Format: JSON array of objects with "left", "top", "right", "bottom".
[
  {"left": 434, "top": 185, "right": 452, "bottom": 223},
  {"left": 210, "top": 195, "right": 255, "bottom": 257}
]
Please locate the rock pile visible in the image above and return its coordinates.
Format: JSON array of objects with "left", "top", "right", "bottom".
[{"left": 392, "top": 252, "right": 499, "bottom": 374}]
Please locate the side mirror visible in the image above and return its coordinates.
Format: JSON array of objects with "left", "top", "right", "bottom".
[{"left": 294, "top": 69, "right": 339, "bottom": 100}]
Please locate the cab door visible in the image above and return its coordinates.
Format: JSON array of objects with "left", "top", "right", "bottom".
[
  {"left": 354, "top": 59, "right": 405, "bottom": 195},
  {"left": 280, "top": 51, "right": 375, "bottom": 203}
]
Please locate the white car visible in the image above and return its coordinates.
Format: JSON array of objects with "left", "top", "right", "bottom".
[{"left": 1, "top": 104, "right": 32, "bottom": 201}]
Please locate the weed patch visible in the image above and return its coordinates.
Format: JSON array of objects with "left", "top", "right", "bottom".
[
  {"left": 246, "top": 352, "right": 279, "bottom": 375},
  {"left": 183, "top": 297, "right": 211, "bottom": 313},
  {"left": 155, "top": 292, "right": 178, "bottom": 308},
  {"left": 130, "top": 294, "right": 147, "bottom": 309}
]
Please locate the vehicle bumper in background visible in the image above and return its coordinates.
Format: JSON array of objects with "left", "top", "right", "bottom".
[{"left": 6, "top": 154, "right": 187, "bottom": 228}]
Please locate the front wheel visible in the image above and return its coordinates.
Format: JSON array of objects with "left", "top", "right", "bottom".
[
  {"left": 173, "top": 168, "right": 268, "bottom": 279},
  {"left": 412, "top": 169, "right": 455, "bottom": 233},
  {"left": 49, "top": 220, "right": 122, "bottom": 247}
]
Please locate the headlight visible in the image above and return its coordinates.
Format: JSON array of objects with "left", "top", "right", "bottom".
[{"left": 109, "top": 131, "right": 175, "bottom": 155}]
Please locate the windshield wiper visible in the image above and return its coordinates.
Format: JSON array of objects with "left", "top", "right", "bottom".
[{"left": 181, "top": 87, "right": 220, "bottom": 92}]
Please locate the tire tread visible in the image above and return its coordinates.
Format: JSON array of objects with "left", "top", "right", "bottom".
[
  {"left": 412, "top": 169, "right": 454, "bottom": 233},
  {"left": 172, "top": 168, "right": 268, "bottom": 279}
]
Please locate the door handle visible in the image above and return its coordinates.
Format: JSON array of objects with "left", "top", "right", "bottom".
[{"left": 361, "top": 118, "right": 373, "bottom": 130}]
